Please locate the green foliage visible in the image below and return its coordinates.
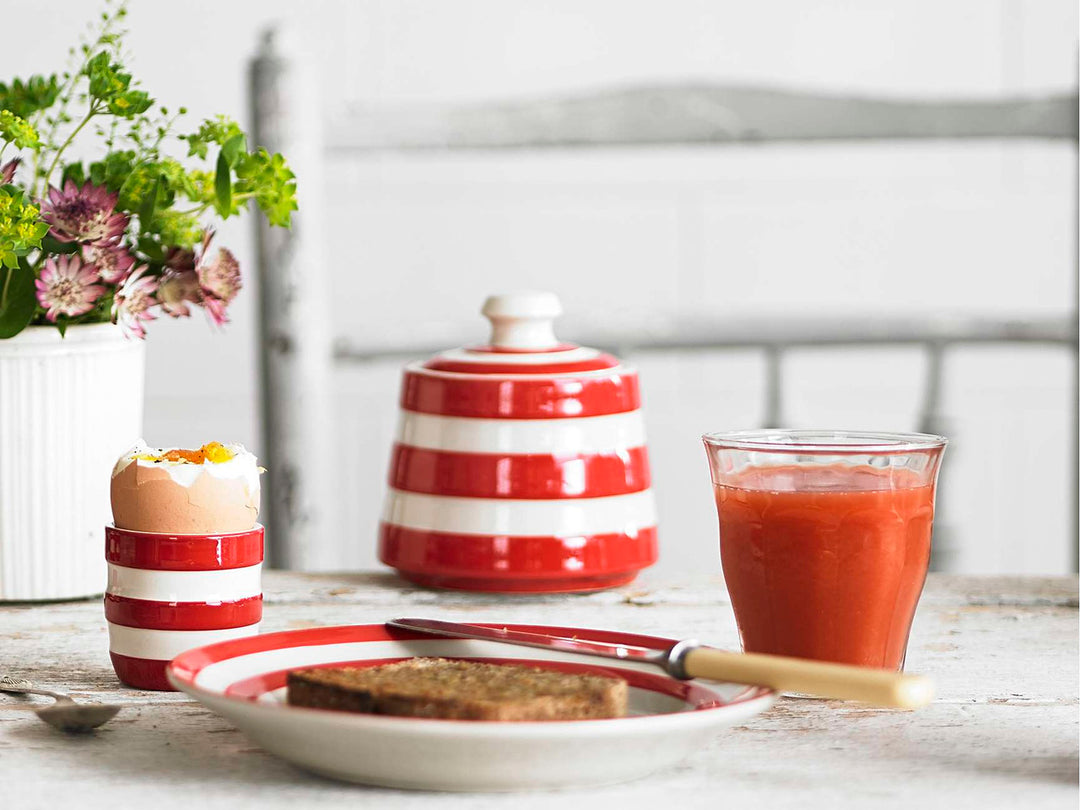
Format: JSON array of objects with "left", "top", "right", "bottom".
[
  {"left": 116, "top": 160, "right": 168, "bottom": 212},
  {"left": 214, "top": 151, "right": 232, "bottom": 215},
  {"left": 59, "top": 161, "right": 86, "bottom": 188},
  {"left": 0, "top": 111, "right": 40, "bottom": 149},
  {"left": 0, "top": 186, "right": 48, "bottom": 269},
  {"left": 182, "top": 116, "right": 244, "bottom": 160},
  {"left": 0, "top": 75, "right": 60, "bottom": 119},
  {"left": 0, "top": 187, "right": 46, "bottom": 336},
  {"left": 181, "top": 117, "right": 296, "bottom": 226},
  {"left": 0, "top": 263, "right": 36, "bottom": 338},
  {"left": 83, "top": 149, "right": 135, "bottom": 191},
  {"left": 142, "top": 209, "right": 201, "bottom": 251},
  {"left": 0, "top": 0, "right": 297, "bottom": 339},
  {"left": 235, "top": 148, "right": 297, "bottom": 227},
  {"left": 85, "top": 52, "right": 152, "bottom": 118}
]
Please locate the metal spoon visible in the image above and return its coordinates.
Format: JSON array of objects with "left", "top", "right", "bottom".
[{"left": 0, "top": 675, "right": 121, "bottom": 732}]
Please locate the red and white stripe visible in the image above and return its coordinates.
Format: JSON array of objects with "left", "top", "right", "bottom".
[
  {"left": 163, "top": 624, "right": 773, "bottom": 791},
  {"left": 105, "top": 524, "right": 264, "bottom": 691},
  {"left": 379, "top": 322, "right": 658, "bottom": 592}
]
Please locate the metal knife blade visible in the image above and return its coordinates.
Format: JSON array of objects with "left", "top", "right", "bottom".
[
  {"left": 385, "top": 617, "right": 934, "bottom": 708},
  {"left": 386, "top": 617, "right": 697, "bottom": 677}
]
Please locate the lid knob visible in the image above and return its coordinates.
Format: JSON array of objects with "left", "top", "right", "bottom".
[{"left": 481, "top": 291, "right": 563, "bottom": 350}]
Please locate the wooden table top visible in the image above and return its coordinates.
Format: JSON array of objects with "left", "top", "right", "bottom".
[{"left": 2, "top": 572, "right": 1077, "bottom": 808}]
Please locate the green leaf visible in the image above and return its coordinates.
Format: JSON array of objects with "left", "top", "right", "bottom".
[
  {"left": 86, "top": 52, "right": 129, "bottom": 101},
  {"left": 39, "top": 236, "right": 81, "bottom": 255},
  {"left": 0, "top": 265, "right": 37, "bottom": 339},
  {"left": 86, "top": 51, "right": 111, "bottom": 74},
  {"left": 89, "top": 151, "right": 136, "bottom": 196},
  {"left": 0, "top": 74, "right": 60, "bottom": 119},
  {"left": 137, "top": 235, "right": 166, "bottom": 263},
  {"left": 214, "top": 150, "right": 232, "bottom": 214},
  {"left": 88, "top": 161, "right": 107, "bottom": 186},
  {"left": 109, "top": 89, "right": 152, "bottom": 117},
  {"left": 139, "top": 171, "right": 162, "bottom": 227},
  {"left": 222, "top": 133, "right": 246, "bottom": 167},
  {"left": 60, "top": 162, "right": 87, "bottom": 188}
]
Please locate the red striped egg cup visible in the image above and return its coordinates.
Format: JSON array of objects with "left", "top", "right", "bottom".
[
  {"left": 105, "top": 524, "right": 263, "bottom": 691},
  {"left": 379, "top": 293, "right": 659, "bottom": 593}
]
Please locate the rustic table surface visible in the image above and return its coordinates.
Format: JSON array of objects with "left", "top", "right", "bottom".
[{"left": 1, "top": 572, "right": 1077, "bottom": 809}]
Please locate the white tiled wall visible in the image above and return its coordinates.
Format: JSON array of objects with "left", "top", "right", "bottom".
[{"left": 5, "top": 0, "right": 1075, "bottom": 574}]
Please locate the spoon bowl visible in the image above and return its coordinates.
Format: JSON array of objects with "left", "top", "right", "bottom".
[
  {"left": 34, "top": 701, "right": 122, "bottom": 733},
  {"left": 0, "top": 675, "right": 123, "bottom": 733}
]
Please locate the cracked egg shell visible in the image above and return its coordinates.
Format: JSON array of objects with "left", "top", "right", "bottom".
[{"left": 110, "top": 441, "right": 261, "bottom": 534}]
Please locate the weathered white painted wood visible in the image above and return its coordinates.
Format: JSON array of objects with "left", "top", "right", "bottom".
[
  {"left": 333, "top": 312, "right": 1078, "bottom": 360},
  {"left": 0, "top": 574, "right": 1076, "bottom": 808},
  {"left": 248, "top": 29, "right": 334, "bottom": 569},
  {"left": 326, "top": 85, "right": 1078, "bottom": 151}
]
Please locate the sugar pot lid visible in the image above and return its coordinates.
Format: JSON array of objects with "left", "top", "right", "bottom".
[{"left": 422, "top": 291, "right": 621, "bottom": 375}]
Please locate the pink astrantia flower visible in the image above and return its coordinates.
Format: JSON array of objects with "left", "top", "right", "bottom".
[
  {"left": 111, "top": 265, "right": 158, "bottom": 339},
  {"left": 164, "top": 245, "right": 196, "bottom": 274},
  {"left": 198, "top": 247, "right": 240, "bottom": 313},
  {"left": 1, "top": 158, "right": 19, "bottom": 185},
  {"left": 201, "top": 295, "right": 230, "bottom": 327},
  {"left": 82, "top": 242, "right": 136, "bottom": 284},
  {"left": 157, "top": 268, "right": 203, "bottom": 318},
  {"left": 34, "top": 254, "right": 105, "bottom": 322},
  {"left": 191, "top": 229, "right": 241, "bottom": 326},
  {"left": 41, "top": 180, "right": 129, "bottom": 244}
]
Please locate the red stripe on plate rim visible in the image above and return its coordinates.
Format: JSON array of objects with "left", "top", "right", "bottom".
[
  {"left": 388, "top": 444, "right": 651, "bottom": 499},
  {"left": 223, "top": 656, "right": 727, "bottom": 714},
  {"left": 167, "top": 624, "right": 773, "bottom": 720},
  {"left": 104, "top": 593, "right": 263, "bottom": 631},
  {"left": 169, "top": 624, "right": 751, "bottom": 681}
]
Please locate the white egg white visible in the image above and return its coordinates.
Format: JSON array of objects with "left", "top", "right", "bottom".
[{"left": 112, "top": 439, "right": 262, "bottom": 496}]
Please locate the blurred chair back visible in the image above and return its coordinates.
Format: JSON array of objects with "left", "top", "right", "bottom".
[{"left": 249, "top": 25, "right": 1078, "bottom": 571}]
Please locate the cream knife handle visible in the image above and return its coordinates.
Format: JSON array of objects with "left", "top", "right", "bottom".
[{"left": 681, "top": 646, "right": 934, "bottom": 709}]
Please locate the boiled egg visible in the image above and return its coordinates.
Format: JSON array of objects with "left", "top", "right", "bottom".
[{"left": 111, "top": 440, "right": 262, "bottom": 533}]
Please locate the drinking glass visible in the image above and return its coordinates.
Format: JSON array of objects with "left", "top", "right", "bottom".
[{"left": 702, "top": 430, "right": 946, "bottom": 670}]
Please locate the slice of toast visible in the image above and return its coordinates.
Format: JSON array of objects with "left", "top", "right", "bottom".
[{"left": 286, "top": 657, "right": 628, "bottom": 721}]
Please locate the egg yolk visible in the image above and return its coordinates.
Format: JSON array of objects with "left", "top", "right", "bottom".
[
  {"left": 202, "top": 442, "right": 232, "bottom": 463},
  {"left": 139, "top": 442, "right": 234, "bottom": 465}
]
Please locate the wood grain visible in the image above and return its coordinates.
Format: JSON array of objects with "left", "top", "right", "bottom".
[
  {"left": 326, "top": 85, "right": 1079, "bottom": 152},
  {"left": 1, "top": 572, "right": 1076, "bottom": 808}
]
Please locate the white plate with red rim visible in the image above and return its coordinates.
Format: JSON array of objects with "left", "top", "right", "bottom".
[{"left": 167, "top": 623, "right": 775, "bottom": 791}]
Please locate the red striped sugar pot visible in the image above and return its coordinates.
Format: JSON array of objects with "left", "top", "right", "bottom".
[
  {"left": 378, "top": 292, "right": 658, "bottom": 593},
  {"left": 105, "top": 524, "right": 264, "bottom": 691}
]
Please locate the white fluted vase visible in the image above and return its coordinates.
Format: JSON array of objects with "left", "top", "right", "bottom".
[{"left": 0, "top": 324, "right": 144, "bottom": 601}]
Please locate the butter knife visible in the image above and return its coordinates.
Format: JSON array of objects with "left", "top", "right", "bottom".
[{"left": 386, "top": 617, "right": 934, "bottom": 709}]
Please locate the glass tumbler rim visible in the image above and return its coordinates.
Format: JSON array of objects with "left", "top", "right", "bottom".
[{"left": 701, "top": 428, "right": 948, "bottom": 455}]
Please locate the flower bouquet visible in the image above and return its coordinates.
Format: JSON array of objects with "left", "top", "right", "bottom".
[
  {"left": 0, "top": 1, "right": 296, "bottom": 340},
  {"left": 0, "top": 1, "right": 296, "bottom": 601}
]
